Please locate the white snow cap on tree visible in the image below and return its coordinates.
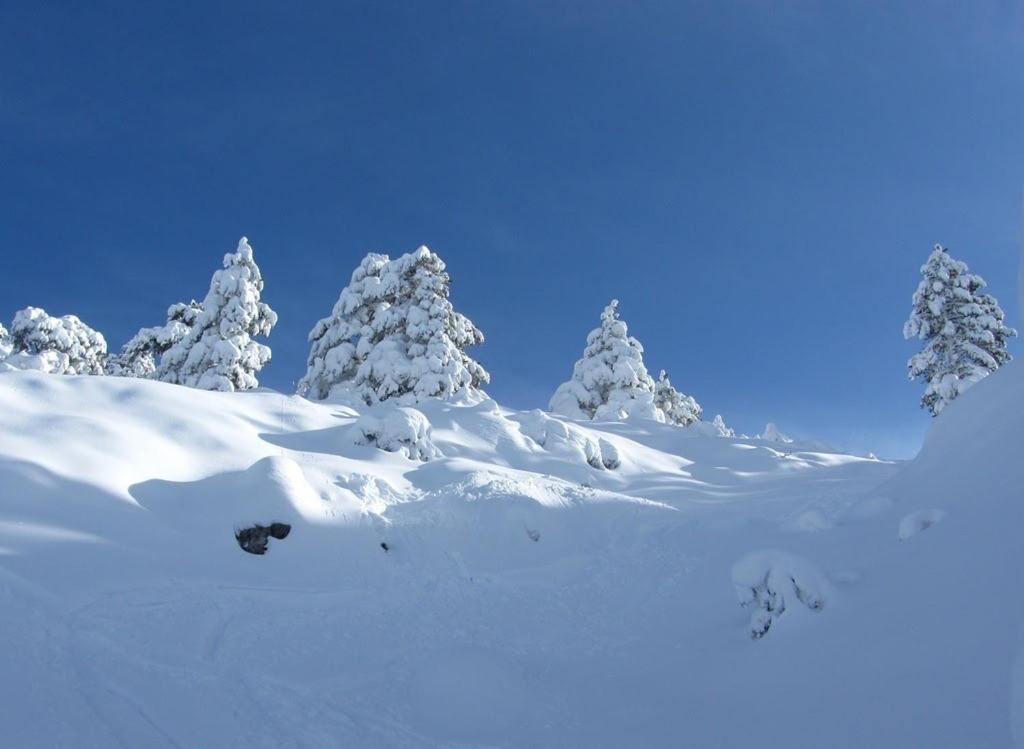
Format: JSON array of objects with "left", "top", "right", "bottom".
[
  {"left": 903, "top": 244, "right": 1015, "bottom": 416},
  {"left": 298, "top": 246, "right": 489, "bottom": 404},
  {"left": 108, "top": 301, "right": 202, "bottom": 378},
  {"left": 653, "top": 370, "right": 703, "bottom": 426},
  {"left": 549, "top": 299, "right": 661, "bottom": 421},
  {"left": 6, "top": 307, "right": 107, "bottom": 375},
  {"left": 158, "top": 238, "right": 277, "bottom": 391}
]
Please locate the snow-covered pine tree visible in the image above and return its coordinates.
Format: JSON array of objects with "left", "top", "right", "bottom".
[
  {"left": 903, "top": 244, "right": 1016, "bottom": 416},
  {"left": 7, "top": 307, "right": 107, "bottom": 374},
  {"left": 653, "top": 370, "right": 703, "bottom": 426},
  {"left": 108, "top": 301, "right": 202, "bottom": 378},
  {"left": 298, "top": 246, "right": 489, "bottom": 404},
  {"left": 158, "top": 238, "right": 277, "bottom": 391},
  {"left": 549, "top": 299, "right": 660, "bottom": 421},
  {"left": 711, "top": 414, "right": 735, "bottom": 437}
]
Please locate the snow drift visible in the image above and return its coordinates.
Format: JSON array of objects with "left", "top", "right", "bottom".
[{"left": 1, "top": 364, "right": 1023, "bottom": 746}]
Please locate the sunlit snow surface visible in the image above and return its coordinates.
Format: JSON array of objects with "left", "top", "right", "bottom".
[{"left": 1, "top": 367, "right": 1021, "bottom": 747}]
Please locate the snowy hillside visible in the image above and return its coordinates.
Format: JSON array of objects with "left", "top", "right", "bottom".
[{"left": 1, "top": 367, "right": 1021, "bottom": 746}]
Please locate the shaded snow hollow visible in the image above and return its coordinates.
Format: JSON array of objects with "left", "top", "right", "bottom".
[{"left": 1, "top": 367, "right": 1022, "bottom": 746}]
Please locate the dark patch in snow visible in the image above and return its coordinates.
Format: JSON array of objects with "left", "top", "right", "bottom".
[{"left": 235, "top": 522, "right": 291, "bottom": 555}]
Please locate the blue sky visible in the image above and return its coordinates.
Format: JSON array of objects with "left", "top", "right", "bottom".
[{"left": 2, "top": 1, "right": 1022, "bottom": 458}]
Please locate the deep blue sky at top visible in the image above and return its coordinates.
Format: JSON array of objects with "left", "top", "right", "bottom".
[{"left": 1, "top": 1, "right": 1022, "bottom": 457}]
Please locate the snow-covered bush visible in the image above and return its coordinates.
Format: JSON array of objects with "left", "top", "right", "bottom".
[
  {"left": 549, "top": 300, "right": 660, "bottom": 421},
  {"left": 108, "top": 301, "right": 202, "bottom": 378},
  {"left": 653, "top": 370, "right": 702, "bottom": 426},
  {"left": 732, "top": 551, "right": 827, "bottom": 639},
  {"left": 904, "top": 244, "right": 1015, "bottom": 416},
  {"left": 351, "top": 406, "right": 440, "bottom": 461},
  {"left": 298, "top": 246, "right": 489, "bottom": 405},
  {"left": 6, "top": 307, "right": 107, "bottom": 375},
  {"left": 158, "top": 238, "right": 277, "bottom": 391}
]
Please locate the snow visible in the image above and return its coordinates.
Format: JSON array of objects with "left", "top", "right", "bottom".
[{"left": 2, "top": 362, "right": 1024, "bottom": 745}]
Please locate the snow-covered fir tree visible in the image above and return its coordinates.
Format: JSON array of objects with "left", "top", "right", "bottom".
[
  {"left": 711, "top": 414, "right": 735, "bottom": 437},
  {"left": 108, "top": 301, "right": 202, "bottom": 378},
  {"left": 903, "top": 244, "right": 1016, "bottom": 416},
  {"left": 549, "top": 300, "right": 660, "bottom": 421},
  {"left": 6, "top": 307, "right": 107, "bottom": 375},
  {"left": 759, "top": 422, "right": 792, "bottom": 443},
  {"left": 298, "top": 246, "right": 489, "bottom": 404},
  {"left": 653, "top": 370, "right": 703, "bottom": 426},
  {"left": 158, "top": 238, "right": 277, "bottom": 391}
]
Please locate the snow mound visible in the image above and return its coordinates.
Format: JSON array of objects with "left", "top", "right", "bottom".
[
  {"left": 732, "top": 550, "right": 828, "bottom": 639},
  {"left": 512, "top": 409, "right": 622, "bottom": 470},
  {"left": 9, "top": 365, "right": 1024, "bottom": 745},
  {"left": 351, "top": 405, "right": 440, "bottom": 460},
  {"left": 898, "top": 508, "right": 947, "bottom": 540}
]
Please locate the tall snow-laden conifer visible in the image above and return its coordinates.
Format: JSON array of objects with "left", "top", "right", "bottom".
[
  {"left": 904, "top": 244, "right": 1015, "bottom": 416},
  {"left": 298, "top": 246, "right": 489, "bottom": 404},
  {"left": 158, "top": 238, "right": 277, "bottom": 391},
  {"left": 7, "top": 307, "right": 107, "bottom": 375},
  {"left": 653, "top": 370, "right": 702, "bottom": 426},
  {"left": 549, "top": 300, "right": 660, "bottom": 421}
]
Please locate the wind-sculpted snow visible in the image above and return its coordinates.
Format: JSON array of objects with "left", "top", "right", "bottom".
[{"left": 2, "top": 366, "right": 1024, "bottom": 746}]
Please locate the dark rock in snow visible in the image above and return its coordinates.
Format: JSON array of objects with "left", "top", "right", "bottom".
[{"left": 236, "top": 523, "right": 291, "bottom": 555}]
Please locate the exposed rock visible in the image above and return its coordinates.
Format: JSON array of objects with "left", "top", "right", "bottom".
[{"left": 235, "top": 522, "right": 291, "bottom": 555}]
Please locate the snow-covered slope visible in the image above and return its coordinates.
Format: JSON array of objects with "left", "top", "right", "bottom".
[{"left": 0, "top": 367, "right": 1020, "bottom": 747}]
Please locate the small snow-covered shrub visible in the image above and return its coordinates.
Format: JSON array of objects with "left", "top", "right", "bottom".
[
  {"left": 550, "top": 300, "right": 661, "bottom": 422},
  {"left": 653, "top": 370, "right": 702, "bottom": 426},
  {"left": 158, "top": 238, "right": 277, "bottom": 391},
  {"left": 732, "top": 551, "right": 827, "bottom": 639},
  {"left": 352, "top": 406, "right": 440, "bottom": 461},
  {"left": 7, "top": 307, "right": 107, "bottom": 375}
]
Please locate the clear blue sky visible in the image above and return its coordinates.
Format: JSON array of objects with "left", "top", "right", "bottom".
[{"left": 2, "top": 1, "right": 1022, "bottom": 458}]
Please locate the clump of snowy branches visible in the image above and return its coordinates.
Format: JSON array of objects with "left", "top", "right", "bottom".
[
  {"left": 298, "top": 246, "right": 489, "bottom": 405},
  {"left": 549, "top": 300, "right": 660, "bottom": 421},
  {"left": 904, "top": 244, "right": 1015, "bottom": 416},
  {"left": 158, "top": 238, "right": 277, "bottom": 391},
  {"left": 653, "top": 370, "right": 702, "bottom": 426},
  {"left": 2, "top": 307, "right": 107, "bottom": 375},
  {"left": 108, "top": 301, "right": 202, "bottom": 378}
]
